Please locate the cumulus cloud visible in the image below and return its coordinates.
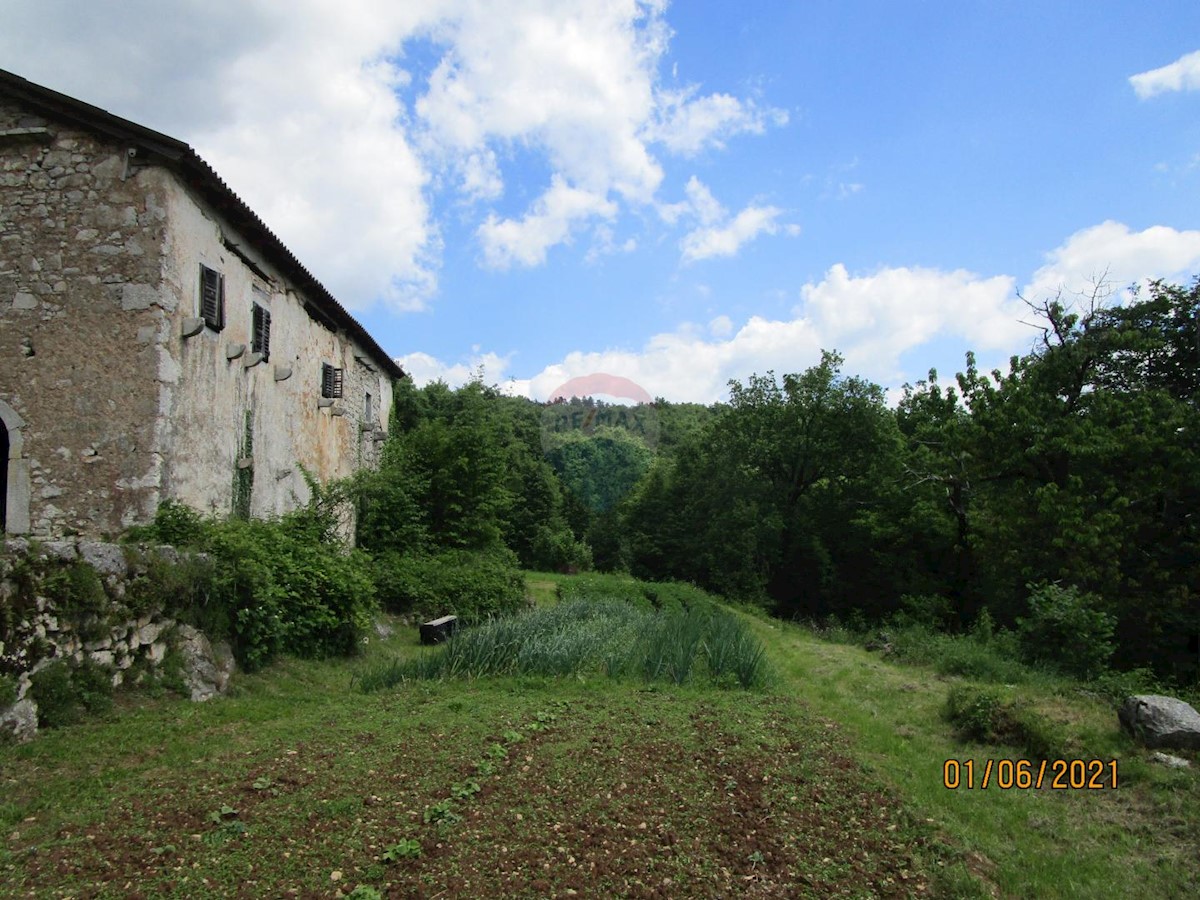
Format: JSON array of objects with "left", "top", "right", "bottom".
[
  {"left": 0, "top": 0, "right": 786, "bottom": 304},
  {"left": 395, "top": 349, "right": 514, "bottom": 388},
  {"left": 425, "top": 220, "right": 1200, "bottom": 402},
  {"left": 1023, "top": 221, "right": 1200, "bottom": 302},
  {"left": 797, "top": 264, "right": 1023, "bottom": 382},
  {"left": 478, "top": 176, "right": 618, "bottom": 269},
  {"left": 647, "top": 87, "right": 787, "bottom": 156},
  {"left": 681, "top": 204, "right": 787, "bottom": 263},
  {"left": 1130, "top": 49, "right": 1200, "bottom": 99}
]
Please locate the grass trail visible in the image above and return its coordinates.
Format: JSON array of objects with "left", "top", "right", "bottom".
[
  {"left": 1, "top": 574, "right": 1196, "bottom": 898},
  {"left": 739, "top": 609, "right": 1200, "bottom": 899}
]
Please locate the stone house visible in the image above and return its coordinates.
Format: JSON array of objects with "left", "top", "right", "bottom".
[{"left": 0, "top": 69, "right": 402, "bottom": 539}]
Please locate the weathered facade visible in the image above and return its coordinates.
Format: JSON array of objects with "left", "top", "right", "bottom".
[{"left": 0, "top": 70, "right": 401, "bottom": 538}]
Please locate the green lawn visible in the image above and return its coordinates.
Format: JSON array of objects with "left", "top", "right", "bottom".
[{"left": 1, "top": 575, "right": 1196, "bottom": 898}]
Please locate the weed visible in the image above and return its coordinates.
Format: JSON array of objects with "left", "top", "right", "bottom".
[
  {"left": 423, "top": 799, "right": 461, "bottom": 826},
  {"left": 944, "top": 685, "right": 1068, "bottom": 759},
  {"left": 382, "top": 839, "right": 422, "bottom": 862}
]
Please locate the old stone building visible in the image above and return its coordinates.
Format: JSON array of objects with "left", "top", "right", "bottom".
[{"left": 0, "top": 69, "right": 402, "bottom": 539}]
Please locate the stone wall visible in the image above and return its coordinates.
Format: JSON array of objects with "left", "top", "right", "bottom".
[
  {"left": 0, "top": 99, "right": 169, "bottom": 537},
  {"left": 1, "top": 89, "right": 393, "bottom": 542},
  {"left": 0, "top": 538, "right": 235, "bottom": 742}
]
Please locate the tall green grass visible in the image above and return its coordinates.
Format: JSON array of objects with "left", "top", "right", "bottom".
[{"left": 356, "top": 593, "right": 768, "bottom": 692}]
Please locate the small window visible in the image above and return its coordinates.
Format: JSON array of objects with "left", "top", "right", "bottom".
[
  {"left": 252, "top": 303, "right": 271, "bottom": 360},
  {"left": 321, "top": 363, "right": 343, "bottom": 399},
  {"left": 364, "top": 392, "right": 373, "bottom": 423},
  {"left": 199, "top": 264, "right": 225, "bottom": 331}
]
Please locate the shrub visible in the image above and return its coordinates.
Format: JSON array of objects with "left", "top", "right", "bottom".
[
  {"left": 126, "top": 500, "right": 207, "bottom": 547},
  {"left": 124, "top": 499, "right": 378, "bottom": 671},
  {"left": 202, "top": 517, "right": 376, "bottom": 670},
  {"left": 866, "top": 622, "right": 1023, "bottom": 683},
  {"left": 1088, "top": 667, "right": 1164, "bottom": 708},
  {"left": 0, "top": 673, "right": 17, "bottom": 708},
  {"left": 944, "top": 685, "right": 1066, "bottom": 759},
  {"left": 529, "top": 524, "right": 593, "bottom": 573},
  {"left": 371, "top": 548, "right": 525, "bottom": 623},
  {"left": 893, "top": 593, "right": 955, "bottom": 630},
  {"left": 28, "top": 658, "right": 113, "bottom": 728},
  {"left": 1017, "top": 583, "right": 1116, "bottom": 680}
]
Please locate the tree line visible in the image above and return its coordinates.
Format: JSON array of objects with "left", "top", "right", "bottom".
[{"left": 360, "top": 278, "right": 1200, "bottom": 682}]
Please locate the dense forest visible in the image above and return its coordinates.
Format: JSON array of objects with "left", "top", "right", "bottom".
[{"left": 355, "top": 279, "right": 1200, "bottom": 684}]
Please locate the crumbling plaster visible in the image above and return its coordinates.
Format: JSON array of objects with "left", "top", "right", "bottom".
[
  {"left": 158, "top": 178, "right": 393, "bottom": 521},
  {"left": 1, "top": 93, "right": 392, "bottom": 539}
]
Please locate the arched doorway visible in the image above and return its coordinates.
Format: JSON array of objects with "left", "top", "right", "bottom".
[
  {"left": 1, "top": 423, "right": 7, "bottom": 533},
  {"left": 0, "top": 400, "right": 29, "bottom": 535}
]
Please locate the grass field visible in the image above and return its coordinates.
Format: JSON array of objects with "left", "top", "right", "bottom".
[{"left": 1, "top": 575, "right": 1197, "bottom": 898}]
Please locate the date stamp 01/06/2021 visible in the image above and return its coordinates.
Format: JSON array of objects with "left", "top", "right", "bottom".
[{"left": 943, "top": 758, "right": 1119, "bottom": 791}]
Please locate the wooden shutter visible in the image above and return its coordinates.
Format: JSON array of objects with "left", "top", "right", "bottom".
[
  {"left": 252, "top": 304, "right": 271, "bottom": 359},
  {"left": 200, "top": 265, "right": 224, "bottom": 330},
  {"left": 322, "top": 363, "right": 343, "bottom": 399}
]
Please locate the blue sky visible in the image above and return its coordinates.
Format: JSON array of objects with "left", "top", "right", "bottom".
[{"left": 4, "top": 1, "right": 1199, "bottom": 402}]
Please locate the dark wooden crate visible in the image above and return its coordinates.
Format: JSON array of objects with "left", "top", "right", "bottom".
[{"left": 420, "top": 614, "right": 459, "bottom": 645}]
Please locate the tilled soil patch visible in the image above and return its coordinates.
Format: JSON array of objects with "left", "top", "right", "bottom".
[{"left": 3, "top": 685, "right": 937, "bottom": 898}]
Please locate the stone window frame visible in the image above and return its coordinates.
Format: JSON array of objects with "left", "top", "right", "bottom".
[
  {"left": 199, "top": 264, "right": 225, "bottom": 332},
  {"left": 321, "top": 363, "right": 344, "bottom": 399}
]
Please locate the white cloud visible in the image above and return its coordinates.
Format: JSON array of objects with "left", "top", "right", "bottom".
[
  {"left": 798, "top": 263, "right": 1023, "bottom": 382},
  {"left": 395, "top": 349, "right": 514, "bottom": 388},
  {"left": 501, "top": 314, "right": 823, "bottom": 403},
  {"left": 585, "top": 225, "right": 638, "bottom": 264},
  {"left": 478, "top": 176, "right": 618, "bottom": 269},
  {"left": 684, "top": 176, "right": 725, "bottom": 225},
  {"left": 0, "top": 0, "right": 784, "bottom": 305},
  {"left": 647, "top": 87, "right": 787, "bottom": 156},
  {"left": 1130, "top": 49, "right": 1200, "bottom": 99},
  {"left": 1, "top": 0, "right": 438, "bottom": 311},
  {"left": 681, "top": 204, "right": 786, "bottom": 263},
  {"left": 439, "top": 220, "right": 1200, "bottom": 402},
  {"left": 458, "top": 149, "right": 504, "bottom": 201},
  {"left": 1024, "top": 221, "right": 1200, "bottom": 302},
  {"left": 708, "top": 315, "right": 733, "bottom": 338}
]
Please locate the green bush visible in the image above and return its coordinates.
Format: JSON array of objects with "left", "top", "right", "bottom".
[
  {"left": 870, "top": 622, "right": 1033, "bottom": 685},
  {"left": 529, "top": 524, "right": 593, "bottom": 573},
  {"left": 201, "top": 517, "right": 376, "bottom": 670},
  {"left": 124, "top": 550, "right": 215, "bottom": 619},
  {"left": 126, "top": 499, "right": 378, "bottom": 672},
  {"left": 126, "top": 499, "right": 207, "bottom": 547},
  {"left": 371, "top": 548, "right": 525, "bottom": 623},
  {"left": 944, "top": 684, "right": 1066, "bottom": 759},
  {"left": 28, "top": 658, "right": 113, "bottom": 728},
  {"left": 1088, "top": 667, "right": 1164, "bottom": 707},
  {"left": 1017, "top": 583, "right": 1116, "bottom": 680}
]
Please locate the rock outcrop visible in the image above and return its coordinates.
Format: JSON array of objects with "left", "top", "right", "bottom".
[{"left": 1119, "top": 695, "right": 1200, "bottom": 750}]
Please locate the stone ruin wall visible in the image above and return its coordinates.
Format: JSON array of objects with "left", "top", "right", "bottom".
[
  {"left": 0, "top": 97, "right": 170, "bottom": 538},
  {"left": 0, "top": 538, "right": 234, "bottom": 743}
]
